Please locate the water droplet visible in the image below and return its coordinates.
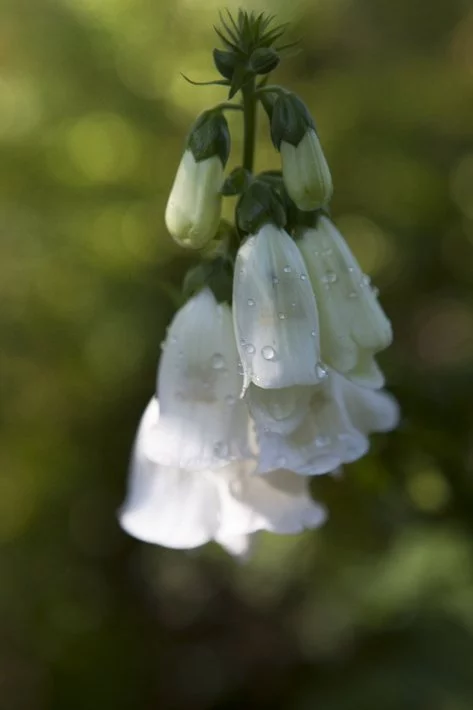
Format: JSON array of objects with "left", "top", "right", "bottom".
[
  {"left": 272, "top": 276, "right": 279, "bottom": 285},
  {"left": 214, "top": 441, "right": 229, "bottom": 458},
  {"left": 300, "top": 274, "right": 307, "bottom": 281},
  {"left": 372, "top": 286, "right": 380, "bottom": 297},
  {"left": 360, "top": 274, "right": 371, "bottom": 287},
  {"left": 247, "top": 298, "right": 255, "bottom": 307},
  {"left": 237, "top": 362, "right": 244, "bottom": 375},
  {"left": 348, "top": 291, "right": 358, "bottom": 299},
  {"left": 315, "top": 362, "right": 328, "bottom": 379},
  {"left": 261, "top": 345, "right": 276, "bottom": 361},
  {"left": 278, "top": 312, "right": 287, "bottom": 320},
  {"left": 211, "top": 353, "right": 225, "bottom": 370},
  {"left": 311, "top": 330, "right": 317, "bottom": 337},
  {"left": 283, "top": 265, "right": 292, "bottom": 273},
  {"left": 348, "top": 266, "right": 355, "bottom": 273},
  {"left": 225, "top": 394, "right": 236, "bottom": 406},
  {"left": 322, "top": 271, "right": 337, "bottom": 285},
  {"left": 291, "top": 302, "right": 297, "bottom": 308},
  {"left": 245, "top": 343, "right": 255, "bottom": 355}
]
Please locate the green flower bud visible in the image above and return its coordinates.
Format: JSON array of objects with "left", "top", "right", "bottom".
[
  {"left": 248, "top": 47, "right": 280, "bottom": 75},
  {"left": 236, "top": 180, "right": 287, "bottom": 234},
  {"left": 213, "top": 49, "right": 237, "bottom": 80},
  {"left": 221, "top": 167, "right": 253, "bottom": 196}
]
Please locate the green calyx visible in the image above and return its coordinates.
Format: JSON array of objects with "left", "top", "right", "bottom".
[
  {"left": 187, "top": 110, "right": 231, "bottom": 166},
  {"left": 270, "top": 91, "right": 315, "bottom": 149},
  {"left": 236, "top": 179, "right": 287, "bottom": 234},
  {"left": 212, "top": 11, "right": 287, "bottom": 99},
  {"left": 183, "top": 256, "right": 234, "bottom": 305},
  {"left": 221, "top": 167, "right": 253, "bottom": 196}
]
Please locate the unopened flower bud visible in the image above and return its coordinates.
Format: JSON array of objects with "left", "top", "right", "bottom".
[
  {"left": 271, "top": 92, "right": 332, "bottom": 211},
  {"left": 248, "top": 47, "right": 280, "bottom": 75},
  {"left": 165, "top": 111, "right": 230, "bottom": 249},
  {"left": 236, "top": 180, "right": 286, "bottom": 235}
]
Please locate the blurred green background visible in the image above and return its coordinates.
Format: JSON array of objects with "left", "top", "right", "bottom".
[{"left": 2, "top": 0, "right": 473, "bottom": 707}]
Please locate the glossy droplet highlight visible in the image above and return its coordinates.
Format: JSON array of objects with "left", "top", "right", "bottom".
[
  {"left": 283, "top": 265, "right": 292, "bottom": 273},
  {"left": 261, "top": 345, "right": 276, "bottom": 361},
  {"left": 247, "top": 298, "right": 255, "bottom": 307},
  {"left": 245, "top": 343, "right": 255, "bottom": 354},
  {"left": 300, "top": 274, "right": 307, "bottom": 281},
  {"left": 278, "top": 312, "right": 287, "bottom": 320},
  {"left": 315, "top": 362, "right": 328, "bottom": 379}
]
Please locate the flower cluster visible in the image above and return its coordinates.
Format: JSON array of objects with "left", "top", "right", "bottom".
[{"left": 119, "top": 11, "right": 399, "bottom": 559}]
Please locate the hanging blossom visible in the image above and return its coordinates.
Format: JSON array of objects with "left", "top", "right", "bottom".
[{"left": 119, "top": 10, "right": 400, "bottom": 559}]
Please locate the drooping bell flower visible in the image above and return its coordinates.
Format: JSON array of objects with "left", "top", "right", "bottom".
[
  {"left": 297, "top": 216, "right": 392, "bottom": 388},
  {"left": 233, "top": 223, "right": 327, "bottom": 393},
  {"left": 146, "top": 288, "right": 250, "bottom": 471},
  {"left": 119, "top": 398, "right": 328, "bottom": 558},
  {"left": 165, "top": 110, "right": 230, "bottom": 248}
]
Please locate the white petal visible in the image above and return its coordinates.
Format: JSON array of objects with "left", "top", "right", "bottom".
[
  {"left": 346, "top": 353, "right": 385, "bottom": 390},
  {"left": 213, "top": 461, "right": 327, "bottom": 536},
  {"left": 148, "top": 289, "right": 251, "bottom": 470},
  {"left": 233, "top": 225, "right": 324, "bottom": 391},
  {"left": 165, "top": 151, "right": 223, "bottom": 249},
  {"left": 247, "top": 384, "right": 312, "bottom": 435},
  {"left": 214, "top": 532, "right": 256, "bottom": 560},
  {"left": 340, "top": 375, "right": 400, "bottom": 434},
  {"left": 118, "top": 399, "right": 219, "bottom": 548},
  {"left": 298, "top": 217, "right": 392, "bottom": 381},
  {"left": 256, "top": 375, "right": 369, "bottom": 476},
  {"left": 280, "top": 130, "right": 333, "bottom": 211}
]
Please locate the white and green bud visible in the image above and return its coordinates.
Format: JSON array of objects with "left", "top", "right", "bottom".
[
  {"left": 270, "top": 92, "right": 332, "bottom": 211},
  {"left": 165, "top": 111, "right": 230, "bottom": 249},
  {"left": 297, "top": 216, "right": 392, "bottom": 388}
]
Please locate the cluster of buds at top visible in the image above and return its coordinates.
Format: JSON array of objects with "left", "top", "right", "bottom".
[{"left": 119, "top": 11, "right": 398, "bottom": 560}]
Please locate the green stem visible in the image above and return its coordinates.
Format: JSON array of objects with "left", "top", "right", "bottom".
[{"left": 241, "top": 78, "right": 257, "bottom": 173}]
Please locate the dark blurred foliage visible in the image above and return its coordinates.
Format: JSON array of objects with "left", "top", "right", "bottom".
[{"left": 1, "top": 0, "right": 473, "bottom": 708}]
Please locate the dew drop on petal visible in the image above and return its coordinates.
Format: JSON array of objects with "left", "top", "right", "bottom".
[
  {"left": 315, "top": 362, "right": 328, "bottom": 379},
  {"left": 261, "top": 345, "right": 276, "bottom": 361},
  {"left": 372, "top": 286, "right": 380, "bottom": 297},
  {"left": 360, "top": 274, "right": 371, "bottom": 287},
  {"left": 348, "top": 266, "right": 355, "bottom": 273},
  {"left": 278, "top": 312, "right": 287, "bottom": 320},
  {"left": 311, "top": 330, "right": 317, "bottom": 337},
  {"left": 237, "top": 362, "right": 244, "bottom": 375},
  {"left": 211, "top": 353, "right": 225, "bottom": 370},
  {"left": 247, "top": 298, "right": 255, "bottom": 307},
  {"left": 300, "top": 274, "right": 307, "bottom": 281},
  {"left": 272, "top": 276, "right": 280, "bottom": 285},
  {"left": 348, "top": 291, "right": 358, "bottom": 299},
  {"left": 283, "top": 265, "right": 292, "bottom": 273},
  {"left": 245, "top": 343, "right": 255, "bottom": 355},
  {"left": 322, "top": 271, "right": 338, "bottom": 285}
]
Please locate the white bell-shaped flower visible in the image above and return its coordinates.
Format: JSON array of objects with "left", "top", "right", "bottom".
[
  {"left": 165, "top": 150, "right": 223, "bottom": 249},
  {"left": 256, "top": 372, "right": 369, "bottom": 476},
  {"left": 119, "top": 398, "right": 328, "bottom": 557},
  {"left": 233, "top": 224, "right": 326, "bottom": 393},
  {"left": 280, "top": 129, "right": 333, "bottom": 211},
  {"left": 147, "top": 288, "right": 251, "bottom": 471},
  {"left": 297, "top": 216, "right": 392, "bottom": 388}
]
